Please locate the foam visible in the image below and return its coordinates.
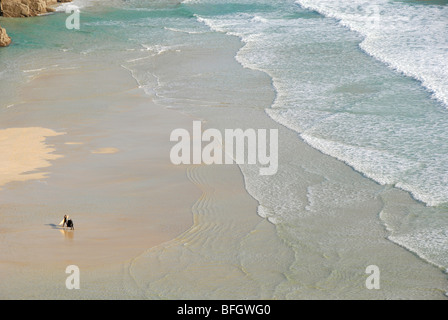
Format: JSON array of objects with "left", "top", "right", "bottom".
[
  {"left": 55, "top": 0, "right": 91, "bottom": 12},
  {"left": 295, "top": 0, "right": 448, "bottom": 108},
  {"left": 389, "top": 229, "right": 448, "bottom": 273},
  {"left": 140, "top": 44, "right": 181, "bottom": 55},
  {"left": 164, "top": 27, "right": 208, "bottom": 34}
]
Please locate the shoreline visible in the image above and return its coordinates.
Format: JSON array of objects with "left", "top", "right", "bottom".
[
  {"left": 210, "top": 1, "right": 448, "bottom": 278},
  {"left": 149, "top": 29, "right": 448, "bottom": 298}
]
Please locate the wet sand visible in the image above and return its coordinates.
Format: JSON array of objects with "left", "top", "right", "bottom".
[{"left": 0, "top": 63, "right": 253, "bottom": 298}]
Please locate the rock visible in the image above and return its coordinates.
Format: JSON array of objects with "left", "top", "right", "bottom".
[
  {"left": 0, "top": 0, "right": 71, "bottom": 18},
  {"left": 0, "top": 26, "right": 11, "bottom": 47},
  {"left": 0, "top": 0, "right": 73, "bottom": 47},
  {"left": 1, "top": 0, "right": 45, "bottom": 17}
]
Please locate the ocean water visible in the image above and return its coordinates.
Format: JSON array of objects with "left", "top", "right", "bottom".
[
  {"left": 174, "top": 0, "right": 448, "bottom": 275},
  {"left": 1, "top": 0, "right": 447, "bottom": 297}
]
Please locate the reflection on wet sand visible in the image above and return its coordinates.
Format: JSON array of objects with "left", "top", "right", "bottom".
[{"left": 59, "top": 228, "right": 74, "bottom": 240}]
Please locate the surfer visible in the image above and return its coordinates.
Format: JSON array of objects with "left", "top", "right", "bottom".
[
  {"left": 66, "top": 219, "right": 74, "bottom": 230},
  {"left": 63, "top": 215, "right": 68, "bottom": 228}
]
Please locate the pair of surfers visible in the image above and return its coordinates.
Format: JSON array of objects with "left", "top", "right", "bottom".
[{"left": 59, "top": 215, "right": 74, "bottom": 230}]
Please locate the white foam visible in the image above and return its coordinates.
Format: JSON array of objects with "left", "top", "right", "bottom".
[
  {"left": 140, "top": 44, "right": 181, "bottom": 56},
  {"left": 295, "top": 0, "right": 448, "bottom": 108},
  {"left": 23, "top": 68, "right": 47, "bottom": 73},
  {"left": 389, "top": 229, "right": 448, "bottom": 273},
  {"left": 182, "top": 0, "right": 201, "bottom": 4},
  {"left": 164, "top": 27, "right": 207, "bottom": 35},
  {"left": 55, "top": 0, "right": 87, "bottom": 12}
]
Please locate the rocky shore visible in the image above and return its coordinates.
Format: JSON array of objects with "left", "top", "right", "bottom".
[{"left": 0, "top": 0, "right": 72, "bottom": 46}]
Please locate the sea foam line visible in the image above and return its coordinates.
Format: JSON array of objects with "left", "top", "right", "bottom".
[
  {"left": 295, "top": 0, "right": 448, "bottom": 108},
  {"left": 194, "top": 7, "right": 448, "bottom": 208}
]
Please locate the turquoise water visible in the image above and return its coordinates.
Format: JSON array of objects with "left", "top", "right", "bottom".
[{"left": 1, "top": 0, "right": 448, "bottom": 295}]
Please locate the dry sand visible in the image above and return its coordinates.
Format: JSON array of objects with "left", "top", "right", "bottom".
[{"left": 0, "top": 127, "right": 64, "bottom": 188}]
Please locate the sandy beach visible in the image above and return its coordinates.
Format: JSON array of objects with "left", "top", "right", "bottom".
[{"left": 0, "top": 64, "right": 204, "bottom": 298}]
